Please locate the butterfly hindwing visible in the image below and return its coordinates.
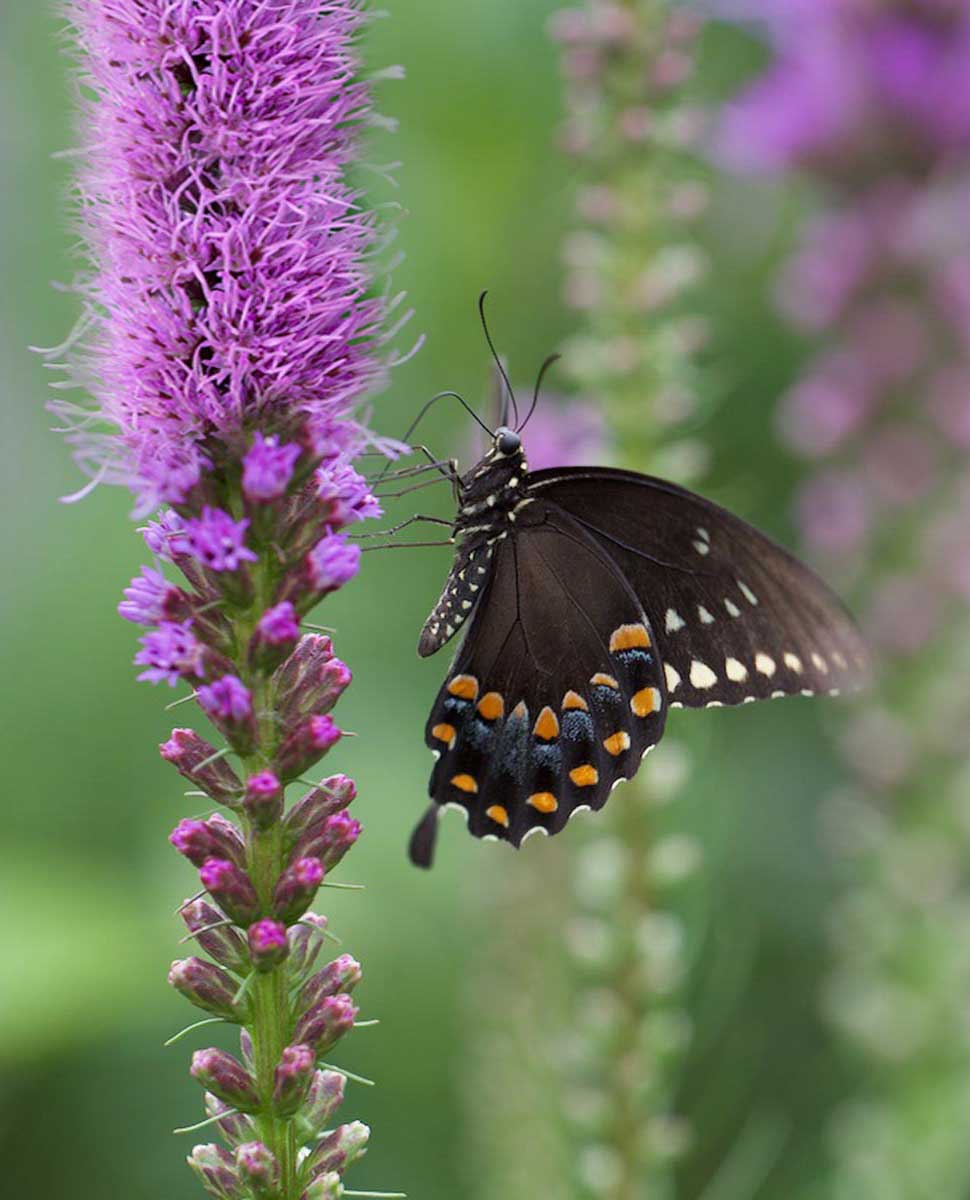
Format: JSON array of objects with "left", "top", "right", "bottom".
[
  {"left": 413, "top": 508, "right": 668, "bottom": 865},
  {"left": 530, "top": 467, "right": 870, "bottom": 708}
]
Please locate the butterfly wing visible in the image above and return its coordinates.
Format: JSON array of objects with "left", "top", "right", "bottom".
[
  {"left": 410, "top": 507, "right": 668, "bottom": 867},
  {"left": 530, "top": 467, "right": 870, "bottom": 709}
]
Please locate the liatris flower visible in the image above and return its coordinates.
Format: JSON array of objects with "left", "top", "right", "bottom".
[
  {"left": 722, "top": 3, "right": 970, "bottom": 1196},
  {"left": 466, "top": 8, "right": 708, "bottom": 1199},
  {"left": 53, "top": 3, "right": 399, "bottom": 1196}
]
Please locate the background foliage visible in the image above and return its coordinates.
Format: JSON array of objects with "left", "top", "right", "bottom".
[{"left": 0, "top": 2, "right": 895, "bottom": 1197}]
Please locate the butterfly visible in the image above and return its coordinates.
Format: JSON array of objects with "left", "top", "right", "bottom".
[{"left": 401, "top": 302, "right": 869, "bottom": 868}]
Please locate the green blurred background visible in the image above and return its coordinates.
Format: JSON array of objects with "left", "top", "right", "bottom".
[{"left": 0, "top": 3, "right": 847, "bottom": 1197}]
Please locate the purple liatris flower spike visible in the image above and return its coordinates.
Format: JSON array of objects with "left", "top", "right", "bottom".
[{"left": 55, "top": 1, "right": 398, "bottom": 1193}]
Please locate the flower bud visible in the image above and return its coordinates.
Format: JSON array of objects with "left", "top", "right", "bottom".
[
  {"left": 287, "top": 913, "right": 330, "bottom": 977},
  {"left": 191, "top": 1048, "right": 260, "bottom": 1112},
  {"left": 204, "top": 1093, "right": 257, "bottom": 1148},
  {"left": 279, "top": 658, "right": 352, "bottom": 726},
  {"left": 297, "top": 955, "right": 362, "bottom": 1013},
  {"left": 275, "top": 715, "right": 343, "bottom": 782},
  {"left": 170, "top": 815, "right": 244, "bottom": 867},
  {"left": 272, "top": 1043, "right": 316, "bottom": 1117},
  {"left": 249, "top": 601, "right": 301, "bottom": 672},
  {"left": 197, "top": 675, "right": 257, "bottom": 755},
  {"left": 168, "top": 957, "right": 247, "bottom": 1022},
  {"left": 200, "top": 858, "right": 261, "bottom": 925},
  {"left": 243, "top": 770, "right": 284, "bottom": 829},
  {"left": 272, "top": 635, "right": 333, "bottom": 712},
  {"left": 235, "top": 1142, "right": 281, "bottom": 1198},
  {"left": 248, "top": 919, "right": 290, "bottom": 972},
  {"left": 302, "top": 1173, "right": 342, "bottom": 1200},
  {"left": 293, "top": 993, "right": 358, "bottom": 1054},
  {"left": 307, "top": 1122, "right": 370, "bottom": 1178},
  {"left": 295, "top": 1070, "right": 346, "bottom": 1140},
  {"left": 272, "top": 857, "right": 324, "bottom": 923},
  {"left": 160, "top": 729, "right": 243, "bottom": 805},
  {"left": 284, "top": 775, "right": 356, "bottom": 844},
  {"left": 294, "top": 812, "right": 362, "bottom": 872},
  {"left": 181, "top": 899, "right": 250, "bottom": 974},
  {"left": 187, "top": 1143, "right": 243, "bottom": 1200}
]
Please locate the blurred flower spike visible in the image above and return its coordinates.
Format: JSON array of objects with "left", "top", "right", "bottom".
[{"left": 53, "top": 2, "right": 402, "bottom": 1196}]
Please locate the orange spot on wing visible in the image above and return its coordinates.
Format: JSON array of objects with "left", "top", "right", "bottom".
[
  {"left": 603, "top": 731, "right": 631, "bottom": 756},
  {"left": 562, "top": 690, "right": 589, "bottom": 711},
  {"left": 609, "top": 623, "right": 651, "bottom": 653},
  {"left": 590, "top": 673, "right": 619, "bottom": 690},
  {"left": 631, "top": 688, "right": 661, "bottom": 717},
  {"left": 527, "top": 792, "right": 558, "bottom": 814},
  {"left": 450, "top": 774, "right": 478, "bottom": 794},
  {"left": 432, "top": 723, "right": 456, "bottom": 747},
  {"left": 533, "top": 706, "right": 560, "bottom": 741},
  {"left": 447, "top": 675, "right": 479, "bottom": 701},
  {"left": 485, "top": 804, "right": 510, "bottom": 827},
  {"left": 569, "top": 765, "right": 599, "bottom": 788},
  {"left": 477, "top": 692, "right": 504, "bottom": 721}
]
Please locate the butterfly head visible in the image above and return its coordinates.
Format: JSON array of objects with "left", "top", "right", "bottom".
[{"left": 494, "top": 426, "right": 521, "bottom": 456}]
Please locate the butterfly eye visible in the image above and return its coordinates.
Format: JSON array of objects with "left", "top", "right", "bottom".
[{"left": 496, "top": 429, "right": 521, "bottom": 455}]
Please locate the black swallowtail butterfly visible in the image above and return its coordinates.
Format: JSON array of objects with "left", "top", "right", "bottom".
[
  {"left": 407, "top": 424, "right": 869, "bottom": 869},
  {"left": 403, "top": 301, "right": 869, "bottom": 869}
]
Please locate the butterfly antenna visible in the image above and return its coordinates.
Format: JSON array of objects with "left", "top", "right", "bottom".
[
  {"left": 373, "top": 390, "right": 492, "bottom": 485},
  {"left": 518, "top": 353, "right": 561, "bottom": 433},
  {"left": 478, "top": 291, "right": 519, "bottom": 429}
]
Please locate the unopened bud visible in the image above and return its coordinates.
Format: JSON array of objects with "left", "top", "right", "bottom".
[
  {"left": 297, "top": 955, "right": 362, "bottom": 1013},
  {"left": 272, "top": 635, "right": 333, "bottom": 712},
  {"left": 248, "top": 919, "right": 290, "bottom": 972},
  {"left": 275, "top": 715, "right": 343, "bottom": 782},
  {"left": 288, "top": 913, "right": 330, "bottom": 978},
  {"left": 249, "top": 601, "right": 301, "bottom": 671},
  {"left": 170, "top": 815, "right": 244, "bottom": 867},
  {"left": 293, "top": 993, "right": 358, "bottom": 1054},
  {"left": 294, "top": 812, "right": 361, "bottom": 872},
  {"left": 307, "top": 1121, "right": 370, "bottom": 1178},
  {"left": 197, "top": 675, "right": 257, "bottom": 754},
  {"left": 284, "top": 775, "right": 357, "bottom": 844},
  {"left": 235, "top": 1142, "right": 280, "bottom": 1198},
  {"left": 187, "top": 1143, "right": 242, "bottom": 1200},
  {"left": 200, "top": 858, "right": 261, "bottom": 925},
  {"left": 191, "top": 1048, "right": 260, "bottom": 1112},
  {"left": 244, "top": 770, "right": 284, "bottom": 829},
  {"left": 160, "top": 729, "right": 243, "bottom": 805},
  {"left": 205, "top": 1093, "right": 257, "bottom": 1147},
  {"left": 302, "top": 1172, "right": 343, "bottom": 1200},
  {"left": 272, "top": 1043, "right": 316, "bottom": 1117},
  {"left": 296, "top": 1070, "right": 346, "bottom": 1140},
  {"left": 273, "top": 857, "right": 325, "bottom": 923},
  {"left": 182, "top": 900, "right": 250, "bottom": 973},
  {"left": 169, "top": 957, "right": 247, "bottom": 1022}
]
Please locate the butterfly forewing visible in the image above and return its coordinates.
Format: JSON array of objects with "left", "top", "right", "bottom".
[
  {"left": 530, "top": 468, "right": 870, "bottom": 708},
  {"left": 413, "top": 510, "right": 668, "bottom": 866}
]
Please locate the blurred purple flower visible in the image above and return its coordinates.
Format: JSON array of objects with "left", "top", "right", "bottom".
[
  {"left": 135, "top": 620, "right": 205, "bottom": 687},
  {"left": 243, "top": 435, "right": 303, "bottom": 503}
]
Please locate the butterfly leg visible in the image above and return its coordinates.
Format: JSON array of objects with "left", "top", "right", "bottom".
[{"left": 350, "top": 515, "right": 455, "bottom": 540}]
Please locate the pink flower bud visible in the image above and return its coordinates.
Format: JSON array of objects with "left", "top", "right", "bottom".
[
  {"left": 294, "top": 812, "right": 362, "bottom": 872},
  {"left": 273, "top": 857, "right": 325, "bottom": 924},
  {"left": 248, "top": 919, "right": 290, "bottom": 972},
  {"left": 181, "top": 899, "right": 250, "bottom": 974},
  {"left": 235, "top": 1141, "right": 281, "bottom": 1198},
  {"left": 160, "top": 728, "right": 243, "bottom": 805},
  {"left": 306, "top": 1121, "right": 370, "bottom": 1179},
  {"left": 303, "top": 1173, "right": 343, "bottom": 1200},
  {"left": 293, "top": 993, "right": 358, "bottom": 1054},
  {"left": 272, "top": 1043, "right": 316, "bottom": 1117},
  {"left": 191, "top": 1048, "right": 260, "bottom": 1112},
  {"left": 275, "top": 715, "right": 343, "bottom": 782},
  {"left": 204, "top": 1093, "right": 257, "bottom": 1149},
  {"left": 200, "top": 858, "right": 261, "bottom": 925},
  {"left": 244, "top": 770, "right": 284, "bottom": 828},
  {"left": 287, "top": 913, "right": 331, "bottom": 978},
  {"left": 170, "top": 815, "right": 244, "bottom": 867},
  {"left": 168, "top": 957, "right": 246, "bottom": 1022},
  {"left": 284, "top": 775, "right": 357, "bottom": 844},
  {"left": 297, "top": 955, "right": 362, "bottom": 1013},
  {"left": 187, "top": 1143, "right": 241, "bottom": 1200},
  {"left": 249, "top": 601, "right": 301, "bottom": 671},
  {"left": 295, "top": 1071, "right": 346, "bottom": 1141}
]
